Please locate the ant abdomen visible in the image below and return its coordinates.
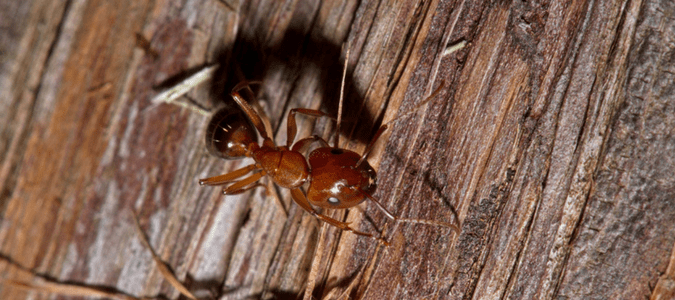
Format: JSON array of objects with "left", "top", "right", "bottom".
[
  {"left": 205, "top": 104, "right": 258, "bottom": 159},
  {"left": 306, "top": 147, "right": 377, "bottom": 209}
]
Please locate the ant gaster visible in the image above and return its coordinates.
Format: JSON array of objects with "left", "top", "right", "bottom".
[{"left": 200, "top": 52, "right": 459, "bottom": 244}]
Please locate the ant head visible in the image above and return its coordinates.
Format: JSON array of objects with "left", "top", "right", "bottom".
[
  {"left": 306, "top": 147, "right": 377, "bottom": 209},
  {"left": 205, "top": 104, "right": 258, "bottom": 159}
]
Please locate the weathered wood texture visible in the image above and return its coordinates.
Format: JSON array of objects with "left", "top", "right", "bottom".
[{"left": 1, "top": 0, "right": 673, "bottom": 299}]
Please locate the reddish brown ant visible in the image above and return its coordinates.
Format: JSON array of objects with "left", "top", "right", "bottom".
[{"left": 199, "top": 52, "right": 459, "bottom": 245}]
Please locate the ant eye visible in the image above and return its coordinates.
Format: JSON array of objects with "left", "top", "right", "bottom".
[
  {"left": 328, "top": 197, "right": 340, "bottom": 204},
  {"left": 330, "top": 148, "right": 343, "bottom": 155}
]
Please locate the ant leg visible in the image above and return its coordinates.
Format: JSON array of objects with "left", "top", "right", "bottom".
[
  {"left": 263, "top": 178, "right": 288, "bottom": 217},
  {"left": 286, "top": 108, "right": 334, "bottom": 148},
  {"left": 199, "top": 164, "right": 258, "bottom": 186},
  {"left": 230, "top": 84, "right": 272, "bottom": 141},
  {"left": 232, "top": 80, "right": 263, "bottom": 92},
  {"left": 228, "top": 177, "right": 288, "bottom": 216},
  {"left": 289, "top": 188, "right": 389, "bottom": 246},
  {"left": 230, "top": 80, "right": 274, "bottom": 138},
  {"left": 359, "top": 187, "right": 460, "bottom": 234},
  {"left": 206, "top": 169, "right": 288, "bottom": 215},
  {"left": 222, "top": 172, "right": 265, "bottom": 195},
  {"left": 356, "top": 124, "right": 389, "bottom": 167},
  {"left": 291, "top": 135, "right": 330, "bottom": 153},
  {"left": 356, "top": 81, "right": 446, "bottom": 167},
  {"left": 223, "top": 182, "right": 265, "bottom": 195}
]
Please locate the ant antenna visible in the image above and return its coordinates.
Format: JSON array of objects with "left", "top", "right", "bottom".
[
  {"left": 356, "top": 81, "right": 446, "bottom": 167},
  {"left": 334, "top": 47, "right": 350, "bottom": 149},
  {"left": 358, "top": 187, "right": 460, "bottom": 234}
]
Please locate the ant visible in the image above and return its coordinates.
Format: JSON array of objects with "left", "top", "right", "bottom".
[{"left": 198, "top": 51, "right": 460, "bottom": 245}]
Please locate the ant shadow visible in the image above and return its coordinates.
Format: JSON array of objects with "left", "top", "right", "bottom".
[
  {"left": 213, "top": 32, "right": 380, "bottom": 146},
  {"left": 159, "top": 24, "right": 380, "bottom": 148}
]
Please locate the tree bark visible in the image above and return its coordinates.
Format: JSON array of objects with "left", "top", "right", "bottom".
[{"left": 0, "top": 0, "right": 673, "bottom": 299}]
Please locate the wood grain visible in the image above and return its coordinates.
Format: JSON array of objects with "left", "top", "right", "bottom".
[{"left": 0, "top": 0, "right": 673, "bottom": 299}]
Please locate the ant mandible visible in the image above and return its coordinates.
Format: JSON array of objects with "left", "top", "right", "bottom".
[{"left": 199, "top": 52, "right": 459, "bottom": 245}]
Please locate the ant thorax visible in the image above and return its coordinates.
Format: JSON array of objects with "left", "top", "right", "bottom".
[{"left": 252, "top": 146, "right": 309, "bottom": 188}]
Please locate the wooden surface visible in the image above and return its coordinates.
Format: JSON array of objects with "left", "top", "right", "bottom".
[{"left": 1, "top": 0, "right": 674, "bottom": 299}]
